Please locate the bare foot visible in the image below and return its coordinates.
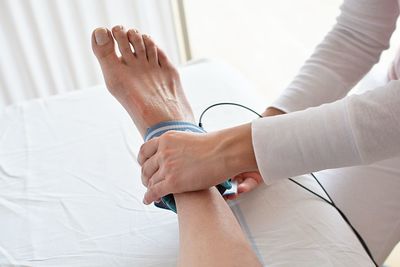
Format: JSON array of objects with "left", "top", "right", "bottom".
[{"left": 91, "top": 26, "right": 194, "bottom": 137}]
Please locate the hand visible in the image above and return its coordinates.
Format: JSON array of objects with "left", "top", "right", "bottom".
[
  {"left": 138, "top": 131, "right": 228, "bottom": 204},
  {"left": 138, "top": 123, "right": 258, "bottom": 205}
]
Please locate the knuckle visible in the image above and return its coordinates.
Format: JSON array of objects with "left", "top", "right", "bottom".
[
  {"left": 158, "top": 166, "right": 167, "bottom": 178},
  {"left": 141, "top": 175, "right": 147, "bottom": 187},
  {"left": 138, "top": 144, "right": 145, "bottom": 156},
  {"left": 142, "top": 166, "right": 151, "bottom": 178},
  {"left": 140, "top": 165, "right": 145, "bottom": 175},
  {"left": 158, "top": 150, "right": 169, "bottom": 160},
  {"left": 164, "top": 160, "right": 175, "bottom": 170},
  {"left": 141, "top": 165, "right": 146, "bottom": 176},
  {"left": 162, "top": 131, "right": 176, "bottom": 140}
]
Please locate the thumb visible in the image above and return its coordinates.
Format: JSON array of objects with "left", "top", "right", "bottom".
[
  {"left": 223, "top": 177, "right": 259, "bottom": 201},
  {"left": 237, "top": 177, "right": 260, "bottom": 194}
]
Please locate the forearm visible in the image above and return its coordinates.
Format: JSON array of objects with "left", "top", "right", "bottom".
[
  {"left": 253, "top": 82, "right": 400, "bottom": 183},
  {"left": 213, "top": 106, "right": 286, "bottom": 176},
  {"left": 214, "top": 123, "right": 258, "bottom": 177}
]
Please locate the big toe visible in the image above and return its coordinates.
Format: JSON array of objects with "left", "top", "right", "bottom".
[{"left": 91, "top": 27, "right": 118, "bottom": 67}]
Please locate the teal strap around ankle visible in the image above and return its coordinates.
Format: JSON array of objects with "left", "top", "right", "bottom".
[{"left": 144, "top": 121, "right": 232, "bottom": 213}]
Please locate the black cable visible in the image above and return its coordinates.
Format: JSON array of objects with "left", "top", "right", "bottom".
[
  {"left": 199, "top": 102, "right": 378, "bottom": 267},
  {"left": 290, "top": 175, "right": 377, "bottom": 266},
  {"left": 198, "top": 102, "right": 262, "bottom": 128}
]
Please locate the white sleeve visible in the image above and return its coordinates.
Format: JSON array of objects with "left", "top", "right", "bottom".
[
  {"left": 272, "top": 0, "right": 399, "bottom": 113},
  {"left": 252, "top": 81, "right": 400, "bottom": 183}
]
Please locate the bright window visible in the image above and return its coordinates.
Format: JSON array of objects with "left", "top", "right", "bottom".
[{"left": 183, "top": 0, "right": 342, "bottom": 101}]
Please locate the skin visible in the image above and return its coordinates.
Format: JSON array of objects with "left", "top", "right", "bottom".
[
  {"left": 225, "top": 107, "right": 285, "bottom": 199},
  {"left": 91, "top": 26, "right": 262, "bottom": 267},
  {"left": 91, "top": 26, "right": 194, "bottom": 137}
]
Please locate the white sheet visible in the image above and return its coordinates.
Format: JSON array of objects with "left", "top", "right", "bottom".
[{"left": 0, "top": 60, "right": 373, "bottom": 266}]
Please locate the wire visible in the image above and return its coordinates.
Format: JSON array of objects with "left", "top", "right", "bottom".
[
  {"left": 199, "top": 102, "right": 378, "bottom": 267},
  {"left": 290, "top": 175, "right": 377, "bottom": 266},
  {"left": 198, "top": 102, "right": 262, "bottom": 128}
]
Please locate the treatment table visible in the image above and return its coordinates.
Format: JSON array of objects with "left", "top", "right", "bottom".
[{"left": 0, "top": 60, "right": 373, "bottom": 266}]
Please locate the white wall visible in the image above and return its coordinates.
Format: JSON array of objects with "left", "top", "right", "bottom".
[
  {"left": 184, "top": 0, "right": 400, "bottom": 105},
  {"left": 0, "top": 0, "right": 180, "bottom": 107}
]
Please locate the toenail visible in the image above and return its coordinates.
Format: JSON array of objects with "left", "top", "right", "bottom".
[
  {"left": 114, "top": 25, "right": 123, "bottom": 31},
  {"left": 94, "top": 28, "right": 110, "bottom": 45},
  {"left": 129, "top": 29, "right": 138, "bottom": 35}
]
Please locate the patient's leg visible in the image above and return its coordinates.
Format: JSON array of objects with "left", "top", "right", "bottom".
[
  {"left": 175, "top": 188, "right": 261, "bottom": 267},
  {"left": 91, "top": 26, "right": 261, "bottom": 266}
]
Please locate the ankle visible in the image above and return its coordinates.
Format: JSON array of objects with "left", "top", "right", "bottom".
[{"left": 125, "top": 101, "right": 195, "bottom": 137}]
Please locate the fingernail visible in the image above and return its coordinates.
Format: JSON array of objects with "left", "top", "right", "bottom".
[{"left": 94, "top": 28, "right": 110, "bottom": 45}]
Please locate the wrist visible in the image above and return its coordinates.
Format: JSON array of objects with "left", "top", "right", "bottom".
[
  {"left": 262, "top": 106, "right": 286, "bottom": 117},
  {"left": 215, "top": 123, "right": 258, "bottom": 177}
]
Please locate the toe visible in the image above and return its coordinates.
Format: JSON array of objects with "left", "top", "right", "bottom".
[
  {"left": 128, "top": 29, "right": 146, "bottom": 59},
  {"left": 157, "top": 47, "right": 173, "bottom": 68},
  {"left": 91, "top": 27, "right": 119, "bottom": 67},
  {"left": 157, "top": 47, "right": 179, "bottom": 77},
  {"left": 142, "top": 35, "right": 158, "bottom": 66},
  {"left": 112, "top": 25, "right": 135, "bottom": 63}
]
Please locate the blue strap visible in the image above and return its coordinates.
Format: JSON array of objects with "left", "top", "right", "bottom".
[{"left": 144, "top": 121, "right": 232, "bottom": 213}]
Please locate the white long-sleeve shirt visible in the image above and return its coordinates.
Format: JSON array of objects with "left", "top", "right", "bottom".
[{"left": 252, "top": 0, "right": 400, "bottom": 183}]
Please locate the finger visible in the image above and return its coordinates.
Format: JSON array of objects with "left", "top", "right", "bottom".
[
  {"left": 141, "top": 156, "right": 159, "bottom": 187},
  {"left": 237, "top": 177, "right": 259, "bottom": 194},
  {"left": 138, "top": 138, "right": 159, "bottom": 166},
  {"left": 143, "top": 181, "right": 170, "bottom": 205},
  {"left": 146, "top": 169, "right": 163, "bottom": 189},
  {"left": 232, "top": 174, "right": 245, "bottom": 184},
  {"left": 224, "top": 193, "right": 238, "bottom": 201},
  {"left": 148, "top": 169, "right": 164, "bottom": 186}
]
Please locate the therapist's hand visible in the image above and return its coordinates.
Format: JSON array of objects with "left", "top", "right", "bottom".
[{"left": 138, "top": 123, "right": 259, "bottom": 205}]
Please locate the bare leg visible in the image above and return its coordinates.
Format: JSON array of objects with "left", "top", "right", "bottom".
[
  {"left": 175, "top": 188, "right": 261, "bottom": 266},
  {"left": 91, "top": 26, "right": 261, "bottom": 266}
]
